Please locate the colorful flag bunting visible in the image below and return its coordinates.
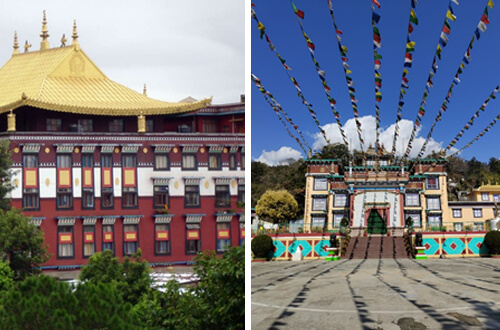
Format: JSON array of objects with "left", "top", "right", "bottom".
[
  {"left": 410, "top": 9, "right": 418, "bottom": 25},
  {"left": 291, "top": 2, "right": 305, "bottom": 19}
]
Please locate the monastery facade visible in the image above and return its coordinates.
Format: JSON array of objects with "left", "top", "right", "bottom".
[{"left": 1, "top": 14, "right": 244, "bottom": 269}]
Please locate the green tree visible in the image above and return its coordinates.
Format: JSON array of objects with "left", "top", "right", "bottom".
[
  {"left": 0, "top": 260, "right": 14, "bottom": 293},
  {"left": 136, "top": 246, "right": 244, "bottom": 329},
  {"left": 0, "top": 209, "right": 48, "bottom": 281},
  {"left": 79, "top": 249, "right": 151, "bottom": 305},
  {"left": 255, "top": 189, "right": 299, "bottom": 223},
  {"left": 0, "top": 139, "right": 13, "bottom": 211},
  {"left": 314, "top": 143, "right": 349, "bottom": 165},
  {"left": 0, "top": 275, "right": 77, "bottom": 328}
]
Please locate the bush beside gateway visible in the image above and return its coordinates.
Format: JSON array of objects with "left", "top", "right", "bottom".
[
  {"left": 251, "top": 234, "right": 275, "bottom": 260},
  {"left": 484, "top": 231, "right": 500, "bottom": 255}
]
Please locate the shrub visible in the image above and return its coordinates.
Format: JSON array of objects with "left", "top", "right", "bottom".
[
  {"left": 251, "top": 234, "right": 275, "bottom": 260},
  {"left": 484, "top": 231, "right": 500, "bottom": 255}
]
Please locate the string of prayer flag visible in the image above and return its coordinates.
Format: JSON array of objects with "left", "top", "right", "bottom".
[{"left": 372, "top": 0, "right": 383, "bottom": 155}]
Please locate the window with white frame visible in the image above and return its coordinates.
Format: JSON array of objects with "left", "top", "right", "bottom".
[
  {"left": 452, "top": 209, "right": 462, "bottom": 218},
  {"left": 311, "top": 216, "right": 325, "bottom": 229},
  {"left": 473, "top": 222, "right": 484, "bottom": 231},
  {"left": 333, "top": 214, "right": 344, "bottom": 228},
  {"left": 428, "top": 215, "right": 441, "bottom": 228},
  {"left": 123, "top": 224, "right": 138, "bottom": 256},
  {"left": 58, "top": 226, "right": 74, "bottom": 258},
  {"left": 481, "top": 193, "right": 489, "bottom": 201},
  {"left": 182, "top": 154, "right": 196, "bottom": 170},
  {"left": 312, "top": 197, "right": 327, "bottom": 211},
  {"left": 426, "top": 197, "right": 441, "bottom": 210},
  {"left": 405, "top": 213, "right": 421, "bottom": 227},
  {"left": 154, "top": 154, "right": 169, "bottom": 170},
  {"left": 216, "top": 222, "right": 231, "bottom": 253},
  {"left": 314, "top": 177, "right": 328, "bottom": 191},
  {"left": 473, "top": 208, "right": 482, "bottom": 218},
  {"left": 453, "top": 222, "right": 463, "bottom": 231},
  {"left": 208, "top": 154, "right": 221, "bottom": 170},
  {"left": 405, "top": 193, "right": 420, "bottom": 206},
  {"left": 494, "top": 194, "right": 499, "bottom": 202},
  {"left": 334, "top": 194, "right": 348, "bottom": 207},
  {"left": 426, "top": 176, "right": 439, "bottom": 190},
  {"left": 155, "top": 224, "right": 170, "bottom": 255},
  {"left": 83, "top": 225, "right": 95, "bottom": 257}
]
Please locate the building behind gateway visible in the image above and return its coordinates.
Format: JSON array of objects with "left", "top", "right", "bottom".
[{"left": 1, "top": 14, "right": 245, "bottom": 269}]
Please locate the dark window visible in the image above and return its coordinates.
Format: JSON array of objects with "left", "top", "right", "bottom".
[
  {"left": 209, "top": 154, "right": 221, "bottom": 170},
  {"left": 154, "top": 186, "right": 169, "bottom": 208},
  {"left": 102, "top": 154, "right": 113, "bottom": 167},
  {"left": 101, "top": 189, "right": 114, "bottom": 208},
  {"left": 123, "top": 154, "right": 136, "bottom": 168},
  {"left": 216, "top": 222, "right": 231, "bottom": 252},
  {"left": 82, "top": 154, "right": 93, "bottom": 167},
  {"left": 109, "top": 119, "right": 124, "bottom": 132},
  {"left": 154, "top": 154, "right": 169, "bottom": 170},
  {"left": 182, "top": 154, "right": 196, "bottom": 170},
  {"left": 155, "top": 224, "right": 170, "bottom": 255},
  {"left": 185, "top": 185, "right": 200, "bottom": 207},
  {"left": 101, "top": 154, "right": 114, "bottom": 209},
  {"left": 426, "top": 176, "right": 439, "bottom": 190},
  {"left": 57, "top": 190, "right": 73, "bottom": 209},
  {"left": 241, "top": 153, "right": 245, "bottom": 170},
  {"left": 123, "top": 224, "right": 138, "bottom": 256},
  {"left": 146, "top": 119, "right": 154, "bottom": 132},
  {"left": 186, "top": 225, "right": 201, "bottom": 254},
  {"left": 238, "top": 185, "right": 245, "bottom": 204},
  {"left": 203, "top": 119, "right": 217, "bottom": 133},
  {"left": 22, "top": 154, "right": 39, "bottom": 210},
  {"left": 78, "top": 119, "right": 93, "bottom": 132},
  {"left": 229, "top": 154, "right": 237, "bottom": 170},
  {"left": 57, "top": 154, "right": 72, "bottom": 168},
  {"left": 82, "top": 189, "right": 94, "bottom": 209},
  {"left": 23, "top": 190, "right": 39, "bottom": 209},
  {"left": 239, "top": 222, "right": 245, "bottom": 246},
  {"left": 83, "top": 225, "right": 95, "bottom": 257},
  {"left": 215, "top": 185, "right": 231, "bottom": 208},
  {"left": 102, "top": 224, "right": 114, "bottom": 253},
  {"left": 123, "top": 188, "right": 138, "bottom": 208},
  {"left": 23, "top": 154, "right": 38, "bottom": 168},
  {"left": 58, "top": 226, "right": 74, "bottom": 258},
  {"left": 47, "top": 119, "right": 62, "bottom": 131}
]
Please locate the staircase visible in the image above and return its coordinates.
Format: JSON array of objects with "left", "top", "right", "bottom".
[{"left": 343, "top": 236, "right": 409, "bottom": 259}]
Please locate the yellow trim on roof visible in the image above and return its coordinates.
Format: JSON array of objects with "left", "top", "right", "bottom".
[{"left": 0, "top": 45, "right": 210, "bottom": 115}]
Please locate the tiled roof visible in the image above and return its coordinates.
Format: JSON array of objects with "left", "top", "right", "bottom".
[{"left": 0, "top": 45, "right": 210, "bottom": 115}]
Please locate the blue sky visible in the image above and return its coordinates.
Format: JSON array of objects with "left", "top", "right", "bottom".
[{"left": 251, "top": 0, "right": 500, "bottom": 165}]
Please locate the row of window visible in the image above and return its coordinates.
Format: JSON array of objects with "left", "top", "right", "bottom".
[
  {"left": 310, "top": 214, "right": 349, "bottom": 229},
  {"left": 312, "top": 194, "right": 348, "bottom": 211},
  {"left": 452, "top": 208, "right": 483, "bottom": 218},
  {"left": 313, "top": 176, "right": 441, "bottom": 191},
  {"left": 24, "top": 152, "right": 245, "bottom": 172},
  {"left": 57, "top": 222, "right": 245, "bottom": 259},
  {"left": 480, "top": 192, "right": 499, "bottom": 201}
]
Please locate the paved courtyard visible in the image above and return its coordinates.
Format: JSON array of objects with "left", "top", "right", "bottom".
[{"left": 252, "top": 258, "right": 500, "bottom": 329}]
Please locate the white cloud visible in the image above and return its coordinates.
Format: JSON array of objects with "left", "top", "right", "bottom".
[
  {"left": 255, "top": 146, "right": 303, "bottom": 166},
  {"left": 312, "top": 116, "right": 444, "bottom": 158}
]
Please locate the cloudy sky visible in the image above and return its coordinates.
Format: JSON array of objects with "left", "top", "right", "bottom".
[{"left": 0, "top": 0, "right": 244, "bottom": 104}]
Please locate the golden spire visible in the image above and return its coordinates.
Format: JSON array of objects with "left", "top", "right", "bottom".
[
  {"left": 13, "top": 31, "right": 19, "bottom": 55},
  {"left": 60, "top": 34, "right": 67, "bottom": 47},
  {"left": 24, "top": 40, "right": 31, "bottom": 53},
  {"left": 143, "top": 84, "right": 147, "bottom": 96},
  {"left": 72, "top": 20, "right": 79, "bottom": 47},
  {"left": 40, "top": 10, "right": 50, "bottom": 51}
]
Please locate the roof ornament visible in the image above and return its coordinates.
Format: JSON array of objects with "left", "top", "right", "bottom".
[
  {"left": 24, "top": 40, "right": 31, "bottom": 53},
  {"left": 60, "top": 34, "right": 67, "bottom": 47},
  {"left": 13, "top": 31, "right": 19, "bottom": 55},
  {"left": 72, "top": 20, "right": 79, "bottom": 49},
  {"left": 143, "top": 84, "right": 147, "bottom": 96},
  {"left": 40, "top": 10, "right": 50, "bottom": 51}
]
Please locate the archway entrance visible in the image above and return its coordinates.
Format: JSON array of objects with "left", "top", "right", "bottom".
[{"left": 367, "top": 209, "right": 387, "bottom": 234}]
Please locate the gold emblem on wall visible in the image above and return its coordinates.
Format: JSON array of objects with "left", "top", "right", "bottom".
[
  {"left": 45, "top": 147, "right": 50, "bottom": 154},
  {"left": 143, "top": 147, "right": 148, "bottom": 154},
  {"left": 114, "top": 148, "right": 120, "bottom": 153},
  {"left": 45, "top": 178, "right": 50, "bottom": 187},
  {"left": 173, "top": 147, "right": 178, "bottom": 153},
  {"left": 115, "top": 177, "right": 120, "bottom": 185},
  {"left": 205, "top": 181, "right": 209, "bottom": 189},
  {"left": 74, "top": 147, "right": 80, "bottom": 154},
  {"left": 231, "top": 180, "right": 236, "bottom": 188},
  {"left": 74, "top": 178, "right": 80, "bottom": 186},
  {"left": 320, "top": 167, "right": 325, "bottom": 173},
  {"left": 13, "top": 179, "right": 19, "bottom": 187},
  {"left": 174, "top": 180, "right": 179, "bottom": 189},
  {"left": 223, "top": 147, "right": 228, "bottom": 153},
  {"left": 13, "top": 147, "right": 19, "bottom": 154},
  {"left": 200, "top": 148, "right": 205, "bottom": 153}
]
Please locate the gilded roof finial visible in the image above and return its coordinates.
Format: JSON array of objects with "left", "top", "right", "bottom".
[
  {"left": 143, "top": 84, "right": 147, "bottom": 96},
  {"left": 40, "top": 10, "right": 50, "bottom": 51},
  {"left": 24, "top": 40, "right": 31, "bottom": 53},
  {"left": 72, "top": 20, "right": 79, "bottom": 46},
  {"left": 60, "top": 34, "right": 67, "bottom": 47},
  {"left": 13, "top": 31, "right": 19, "bottom": 55}
]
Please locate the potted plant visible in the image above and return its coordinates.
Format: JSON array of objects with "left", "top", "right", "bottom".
[{"left": 251, "top": 234, "right": 275, "bottom": 261}]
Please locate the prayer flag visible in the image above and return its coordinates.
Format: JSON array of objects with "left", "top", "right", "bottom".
[
  {"left": 291, "top": 2, "right": 305, "bottom": 19},
  {"left": 488, "top": 0, "right": 494, "bottom": 8},
  {"left": 408, "top": 23, "right": 414, "bottom": 34},
  {"left": 410, "top": 9, "right": 418, "bottom": 25},
  {"left": 411, "top": 0, "right": 418, "bottom": 8},
  {"left": 372, "top": 0, "right": 381, "bottom": 8},
  {"left": 257, "top": 22, "right": 265, "bottom": 39},
  {"left": 475, "top": 28, "right": 481, "bottom": 39},
  {"left": 442, "top": 25, "right": 450, "bottom": 34},
  {"left": 452, "top": 0, "right": 459, "bottom": 4},
  {"left": 446, "top": 10, "right": 456, "bottom": 21},
  {"left": 481, "top": 13, "right": 490, "bottom": 25},
  {"left": 478, "top": 21, "right": 487, "bottom": 33},
  {"left": 372, "top": 12, "right": 381, "bottom": 23}
]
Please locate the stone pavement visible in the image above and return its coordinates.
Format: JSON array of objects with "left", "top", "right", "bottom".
[{"left": 251, "top": 258, "right": 500, "bottom": 329}]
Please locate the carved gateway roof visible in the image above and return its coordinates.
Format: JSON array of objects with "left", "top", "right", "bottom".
[{"left": 0, "top": 15, "right": 211, "bottom": 116}]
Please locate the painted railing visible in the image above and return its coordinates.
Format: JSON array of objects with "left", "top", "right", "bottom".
[{"left": 252, "top": 231, "right": 490, "bottom": 260}]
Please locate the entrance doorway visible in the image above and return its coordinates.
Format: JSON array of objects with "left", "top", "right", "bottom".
[{"left": 367, "top": 209, "right": 387, "bottom": 234}]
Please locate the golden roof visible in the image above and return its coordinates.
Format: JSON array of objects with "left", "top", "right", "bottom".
[
  {"left": 0, "top": 22, "right": 210, "bottom": 116},
  {"left": 473, "top": 184, "right": 500, "bottom": 192}
]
